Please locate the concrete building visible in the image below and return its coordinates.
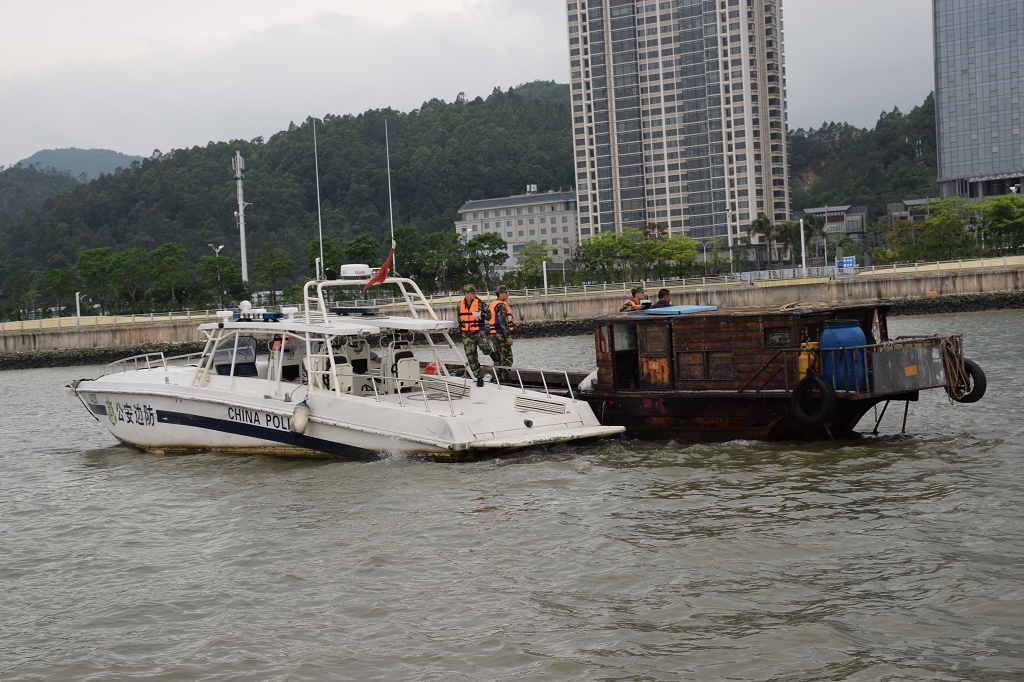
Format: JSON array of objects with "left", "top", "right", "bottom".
[
  {"left": 934, "top": 0, "right": 1024, "bottom": 199},
  {"left": 799, "top": 205, "right": 869, "bottom": 241},
  {"left": 565, "top": 0, "right": 791, "bottom": 248},
  {"left": 455, "top": 190, "right": 580, "bottom": 267},
  {"left": 886, "top": 198, "right": 940, "bottom": 227}
]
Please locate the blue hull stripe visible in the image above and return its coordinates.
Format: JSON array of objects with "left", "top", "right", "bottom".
[{"left": 155, "top": 410, "right": 378, "bottom": 458}]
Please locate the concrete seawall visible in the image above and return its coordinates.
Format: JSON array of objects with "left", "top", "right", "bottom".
[
  {"left": 1, "top": 321, "right": 201, "bottom": 355},
  {"left": 421, "top": 268, "right": 1024, "bottom": 323},
  {"left": 3, "top": 268, "right": 1024, "bottom": 370}
]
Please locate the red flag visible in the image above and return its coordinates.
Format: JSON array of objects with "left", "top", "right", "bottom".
[{"left": 362, "top": 248, "right": 394, "bottom": 290}]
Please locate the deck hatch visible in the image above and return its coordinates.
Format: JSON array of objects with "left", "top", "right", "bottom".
[
  {"left": 424, "top": 381, "right": 471, "bottom": 398},
  {"left": 514, "top": 395, "right": 567, "bottom": 414}
]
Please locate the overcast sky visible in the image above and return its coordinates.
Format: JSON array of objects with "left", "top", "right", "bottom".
[{"left": 0, "top": 0, "right": 934, "bottom": 166}]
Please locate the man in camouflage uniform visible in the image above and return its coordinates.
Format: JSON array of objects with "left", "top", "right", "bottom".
[
  {"left": 620, "top": 287, "right": 646, "bottom": 312},
  {"left": 488, "top": 285, "right": 515, "bottom": 385},
  {"left": 458, "top": 284, "right": 491, "bottom": 387}
]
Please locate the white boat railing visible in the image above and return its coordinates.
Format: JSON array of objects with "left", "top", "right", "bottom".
[
  {"left": 489, "top": 367, "right": 578, "bottom": 402},
  {"left": 360, "top": 375, "right": 463, "bottom": 417},
  {"left": 106, "top": 351, "right": 205, "bottom": 374}
]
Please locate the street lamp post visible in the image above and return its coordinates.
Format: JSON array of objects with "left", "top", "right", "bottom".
[
  {"left": 209, "top": 244, "right": 225, "bottom": 309},
  {"left": 799, "top": 218, "right": 807, "bottom": 275},
  {"left": 75, "top": 291, "right": 83, "bottom": 328},
  {"left": 727, "top": 211, "right": 735, "bottom": 273}
]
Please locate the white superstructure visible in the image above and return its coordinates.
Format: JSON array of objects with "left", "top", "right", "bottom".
[{"left": 68, "top": 273, "right": 622, "bottom": 460}]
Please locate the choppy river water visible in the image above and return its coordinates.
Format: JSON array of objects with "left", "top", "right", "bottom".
[{"left": 2, "top": 311, "right": 1023, "bottom": 680}]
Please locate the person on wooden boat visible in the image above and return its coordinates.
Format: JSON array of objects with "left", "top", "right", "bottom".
[
  {"left": 488, "top": 285, "right": 515, "bottom": 384},
  {"left": 620, "top": 287, "right": 646, "bottom": 312},
  {"left": 459, "top": 284, "right": 492, "bottom": 386},
  {"left": 649, "top": 288, "right": 673, "bottom": 309}
]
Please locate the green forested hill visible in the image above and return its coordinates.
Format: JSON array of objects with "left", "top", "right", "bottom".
[
  {"left": 788, "top": 94, "right": 938, "bottom": 216},
  {"left": 1, "top": 86, "right": 941, "bottom": 298},
  {"left": 17, "top": 148, "right": 145, "bottom": 181},
  {"left": 1, "top": 82, "right": 573, "bottom": 276},
  {"left": 0, "top": 165, "right": 80, "bottom": 221}
]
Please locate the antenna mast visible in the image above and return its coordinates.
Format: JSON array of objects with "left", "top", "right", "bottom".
[
  {"left": 232, "top": 151, "right": 249, "bottom": 282},
  {"left": 385, "top": 118, "right": 396, "bottom": 274},
  {"left": 313, "top": 119, "right": 325, "bottom": 278}
]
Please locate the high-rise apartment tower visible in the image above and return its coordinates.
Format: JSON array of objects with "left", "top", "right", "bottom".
[
  {"left": 565, "top": 0, "right": 791, "bottom": 246},
  {"left": 934, "top": 0, "right": 1023, "bottom": 199}
]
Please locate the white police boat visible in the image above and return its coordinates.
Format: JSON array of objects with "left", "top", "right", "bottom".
[{"left": 67, "top": 268, "right": 623, "bottom": 460}]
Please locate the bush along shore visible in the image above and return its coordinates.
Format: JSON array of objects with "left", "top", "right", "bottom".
[{"left": 4, "top": 291, "right": 1022, "bottom": 370}]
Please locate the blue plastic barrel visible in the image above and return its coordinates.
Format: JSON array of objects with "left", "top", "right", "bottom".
[{"left": 820, "top": 319, "right": 867, "bottom": 391}]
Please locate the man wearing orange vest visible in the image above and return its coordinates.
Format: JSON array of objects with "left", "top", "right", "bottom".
[
  {"left": 619, "top": 287, "right": 646, "bottom": 312},
  {"left": 488, "top": 285, "right": 515, "bottom": 384},
  {"left": 458, "top": 284, "right": 491, "bottom": 386}
]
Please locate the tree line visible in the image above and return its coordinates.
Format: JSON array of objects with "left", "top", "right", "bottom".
[
  {"left": 0, "top": 241, "right": 296, "bottom": 320},
  {"left": 0, "top": 81, "right": 575, "bottom": 282},
  {"left": 2, "top": 224, "right": 704, "bottom": 319}
]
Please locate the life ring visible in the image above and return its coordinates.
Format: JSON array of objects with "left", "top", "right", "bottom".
[
  {"left": 791, "top": 374, "right": 837, "bottom": 426},
  {"left": 949, "top": 358, "right": 986, "bottom": 404}
]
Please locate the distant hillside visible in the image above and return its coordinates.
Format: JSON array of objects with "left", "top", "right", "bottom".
[
  {"left": 509, "top": 80, "right": 570, "bottom": 106},
  {"left": 2, "top": 85, "right": 574, "bottom": 274},
  {"left": 18, "top": 148, "right": 145, "bottom": 181},
  {"left": 788, "top": 93, "right": 938, "bottom": 218},
  {"left": 0, "top": 165, "right": 80, "bottom": 221}
]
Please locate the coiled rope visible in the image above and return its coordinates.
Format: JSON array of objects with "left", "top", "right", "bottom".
[
  {"left": 942, "top": 337, "right": 969, "bottom": 404},
  {"left": 779, "top": 302, "right": 832, "bottom": 312}
]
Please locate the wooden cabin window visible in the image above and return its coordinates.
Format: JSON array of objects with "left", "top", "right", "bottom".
[
  {"left": 707, "top": 351, "right": 736, "bottom": 380},
  {"left": 764, "top": 327, "right": 792, "bottom": 347},
  {"left": 613, "top": 324, "right": 636, "bottom": 351},
  {"left": 640, "top": 325, "right": 671, "bottom": 355},
  {"left": 676, "top": 350, "right": 736, "bottom": 382},
  {"left": 677, "top": 352, "right": 705, "bottom": 381},
  {"left": 596, "top": 326, "right": 610, "bottom": 354}
]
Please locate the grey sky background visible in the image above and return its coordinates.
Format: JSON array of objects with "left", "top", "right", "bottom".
[{"left": 0, "top": 0, "right": 934, "bottom": 167}]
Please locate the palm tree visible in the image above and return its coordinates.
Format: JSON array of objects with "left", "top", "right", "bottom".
[
  {"left": 801, "top": 213, "right": 826, "bottom": 264},
  {"left": 748, "top": 214, "right": 777, "bottom": 269},
  {"left": 776, "top": 221, "right": 800, "bottom": 265}
]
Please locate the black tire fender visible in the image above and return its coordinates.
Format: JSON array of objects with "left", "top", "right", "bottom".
[
  {"left": 791, "top": 374, "right": 838, "bottom": 426},
  {"left": 957, "top": 358, "right": 987, "bottom": 404}
]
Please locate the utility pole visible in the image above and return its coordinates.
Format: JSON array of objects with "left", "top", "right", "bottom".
[
  {"left": 232, "top": 151, "right": 250, "bottom": 282},
  {"left": 209, "top": 244, "right": 225, "bottom": 308},
  {"left": 799, "top": 218, "right": 807, "bottom": 275}
]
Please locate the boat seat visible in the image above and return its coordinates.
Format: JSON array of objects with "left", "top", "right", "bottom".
[
  {"left": 395, "top": 353, "right": 419, "bottom": 390},
  {"left": 335, "top": 361, "right": 354, "bottom": 394}
]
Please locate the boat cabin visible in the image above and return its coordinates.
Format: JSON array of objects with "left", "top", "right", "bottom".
[{"left": 593, "top": 303, "right": 890, "bottom": 394}]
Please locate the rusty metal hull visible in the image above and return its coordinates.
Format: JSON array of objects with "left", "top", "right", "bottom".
[{"left": 584, "top": 391, "right": 921, "bottom": 442}]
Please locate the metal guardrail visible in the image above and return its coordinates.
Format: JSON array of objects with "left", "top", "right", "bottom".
[
  {"left": 858, "top": 254, "right": 1024, "bottom": 278},
  {"left": 3, "top": 309, "right": 218, "bottom": 334},
  {"left": 340, "top": 275, "right": 752, "bottom": 310},
  {"left": 738, "top": 335, "right": 957, "bottom": 399},
  {"left": 7, "top": 254, "right": 1023, "bottom": 333}
]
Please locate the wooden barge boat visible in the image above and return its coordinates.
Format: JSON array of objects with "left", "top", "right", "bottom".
[{"left": 565, "top": 302, "right": 987, "bottom": 442}]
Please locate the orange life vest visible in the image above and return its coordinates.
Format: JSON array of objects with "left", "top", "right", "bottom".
[
  {"left": 622, "top": 299, "right": 640, "bottom": 310},
  {"left": 458, "top": 297, "right": 482, "bottom": 333},
  {"left": 489, "top": 300, "right": 514, "bottom": 335}
]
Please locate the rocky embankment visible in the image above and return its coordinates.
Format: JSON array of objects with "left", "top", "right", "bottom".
[
  {"left": 0, "top": 342, "right": 207, "bottom": 372},
  {"left": 4, "top": 291, "right": 1022, "bottom": 370},
  {"left": 887, "top": 290, "right": 1024, "bottom": 316}
]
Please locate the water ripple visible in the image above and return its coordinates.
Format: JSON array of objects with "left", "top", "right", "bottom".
[{"left": 2, "top": 312, "right": 1023, "bottom": 680}]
